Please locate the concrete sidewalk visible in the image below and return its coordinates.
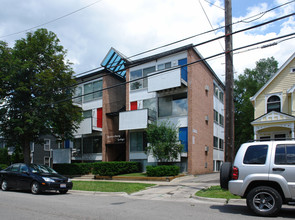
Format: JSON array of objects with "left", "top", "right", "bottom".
[{"left": 72, "top": 172, "right": 245, "bottom": 204}]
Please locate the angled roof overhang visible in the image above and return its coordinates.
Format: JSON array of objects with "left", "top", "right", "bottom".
[{"left": 101, "top": 47, "right": 128, "bottom": 80}]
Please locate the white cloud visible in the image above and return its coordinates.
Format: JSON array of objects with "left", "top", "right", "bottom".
[{"left": 0, "top": 0, "right": 294, "bottom": 82}]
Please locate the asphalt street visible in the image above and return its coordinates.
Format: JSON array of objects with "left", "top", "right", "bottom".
[{"left": 1, "top": 173, "right": 295, "bottom": 219}]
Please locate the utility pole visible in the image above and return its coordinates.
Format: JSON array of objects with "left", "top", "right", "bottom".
[{"left": 224, "top": 0, "right": 234, "bottom": 163}]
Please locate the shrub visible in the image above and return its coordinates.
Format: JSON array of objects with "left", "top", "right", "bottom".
[
  {"left": 146, "top": 165, "right": 180, "bottom": 177},
  {"left": 53, "top": 163, "right": 93, "bottom": 175},
  {"left": 0, "top": 164, "right": 8, "bottom": 170},
  {"left": 92, "top": 162, "right": 141, "bottom": 176}
]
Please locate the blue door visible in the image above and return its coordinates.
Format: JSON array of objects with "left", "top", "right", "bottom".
[
  {"left": 178, "top": 58, "right": 187, "bottom": 82},
  {"left": 179, "top": 127, "right": 188, "bottom": 152}
]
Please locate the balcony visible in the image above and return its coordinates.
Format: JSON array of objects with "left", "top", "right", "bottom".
[
  {"left": 148, "top": 67, "right": 187, "bottom": 93},
  {"left": 119, "top": 109, "right": 149, "bottom": 131},
  {"left": 74, "top": 117, "right": 102, "bottom": 136}
]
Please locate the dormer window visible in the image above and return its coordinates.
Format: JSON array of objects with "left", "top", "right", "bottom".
[{"left": 267, "top": 95, "right": 281, "bottom": 113}]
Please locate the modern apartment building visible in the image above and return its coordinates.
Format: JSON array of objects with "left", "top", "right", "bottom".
[{"left": 118, "top": 44, "right": 225, "bottom": 174}]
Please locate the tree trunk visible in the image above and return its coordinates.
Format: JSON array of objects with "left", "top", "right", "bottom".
[{"left": 22, "top": 139, "right": 31, "bottom": 164}]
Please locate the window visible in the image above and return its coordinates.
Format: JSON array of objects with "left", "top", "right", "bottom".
[
  {"left": 267, "top": 95, "right": 281, "bottom": 113},
  {"left": 159, "top": 93, "right": 187, "bottom": 117},
  {"left": 219, "top": 114, "right": 224, "bottom": 126},
  {"left": 290, "top": 67, "right": 295, "bottom": 73},
  {"left": 275, "top": 144, "right": 295, "bottom": 165},
  {"left": 83, "top": 110, "right": 92, "bottom": 118},
  {"left": 130, "top": 66, "right": 155, "bottom": 90},
  {"left": 213, "top": 136, "right": 218, "bottom": 148},
  {"left": 219, "top": 91, "right": 224, "bottom": 102},
  {"left": 214, "top": 84, "right": 219, "bottom": 97},
  {"left": 219, "top": 139, "right": 224, "bottom": 150},
  {"left": 243, "top": 145, "right": 268, "bottom": 164},
  {"left": 143, "top": 98, "right": 157, "bottom": 119},
  {"left": 130, "top": 132, "right": 147, "bottom": 152},
  {"left": 74, "top": 86, "right": 82, "bottom": 104},
  {"left": 157, "top": 62, "right": 171, "bottom": 71},
  {"left": 84, "top": 80, "right": 102, "bottom": 102},
  {"left": 214, "top": 110, "right": 219, "bottom": 123},
  {"left": 44, "top": 139, "right": 50, "bottom": 151}
]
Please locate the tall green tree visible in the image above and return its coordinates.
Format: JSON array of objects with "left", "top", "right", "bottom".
[
  {"left": 0, "top": 29, "right": 82, "bottom": 164},
  {"left": 234, "top": 57, "right": 278, "bottom": 150},
  {"left": 145, "top": 121, "right": 183, "bottom": 163}
]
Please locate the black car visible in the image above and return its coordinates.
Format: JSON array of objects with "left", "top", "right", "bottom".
[{"left": 0, "top": 163, "right": 72, "bottom": 194}]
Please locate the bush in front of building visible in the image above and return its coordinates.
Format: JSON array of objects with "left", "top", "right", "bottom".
[
  {"left": 92, "top": 161, "right": 141, "bottom": 176},
  {"left": 146, "top": 165, "right": 180, "bottom": 177},
  {"left": 0, "top": 164, "right": 8, "bottom": 170},
  {"left": 53, "top": 163, "right": 93, "bottom": 176}
]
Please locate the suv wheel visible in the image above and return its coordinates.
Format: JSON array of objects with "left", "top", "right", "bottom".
[
  {"left": 246, "top": 186, "right": 282, "bottom": 217},
  {"left": 220, "top": 162, "right": 232, "bottom": 189}
]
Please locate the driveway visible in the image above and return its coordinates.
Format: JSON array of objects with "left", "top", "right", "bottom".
[{"left": 128, "top": 172, "right": 222, "bottom": 202}]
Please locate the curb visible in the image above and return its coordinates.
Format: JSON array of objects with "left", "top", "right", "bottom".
[
  {"left": 193, "top": 195, "right": 245, "bottom": 205},
  {"left": 70, "top": 190, "right": 128, "bottom": 196}
]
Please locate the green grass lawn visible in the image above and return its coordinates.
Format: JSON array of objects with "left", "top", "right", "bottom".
[
  {"left": 195, "top": 185, "right": 241, "bottom": 200},
  {"left": 72, "top": 181, "right": 155, "bottom": 194}
]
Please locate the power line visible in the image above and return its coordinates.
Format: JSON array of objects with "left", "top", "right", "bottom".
[
  {"left": 74, "top": 0, "right": 295, "bottom": 76},
  {"left": 203, "top": 0, "right": 224, "bottom": 10},
  {"left": 0, "top": 0, "right": 104, "bottom": 39},
  {"left": 1, "top": 32, "right": 294, "bottom": 110},
  {"left": 51, "top": 32, "right": 295, "bottom": 106},
  {"left": 1, "top": 12, "right": 294, "bottom": 108}
]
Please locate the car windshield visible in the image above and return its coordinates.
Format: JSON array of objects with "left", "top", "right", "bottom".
[{"left": 29, "top": 164, "right": 57, "bottom": 174}]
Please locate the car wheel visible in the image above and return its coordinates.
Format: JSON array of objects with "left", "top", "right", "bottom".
[
  {"left": 246, "top": 186, "right": 282, "bottom": 217},
  {"left": 31, "top": 181, "right": 41, "bottom": 194},
  {"left": 59, "top": 190, "right": 68, "bottom": 194},
  {"left": 1, "top": 180, "right": 8, "bottom": 191},
  {"left": 220, "top": 162, "right": 232, "bottom": 189}
]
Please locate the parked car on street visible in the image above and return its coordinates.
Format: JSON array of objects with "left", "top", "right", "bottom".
[
  {"left": 220, "top": 140, "right": 295, "bottom": 217},
  {"left": 0, "top": 163, "right": 72, "bottom": 194}
]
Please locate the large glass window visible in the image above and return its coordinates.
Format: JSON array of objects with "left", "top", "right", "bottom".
[
  {"left": 74, "top": 86, "right": 82, "bottom": 104},
  {"left": 84, "top": 80, "right": 102, "bottom": 102},
  {"left": 130, "top": 132, "right": 147, "bottom": 152},
  {"left": 159, "top": 93, "right": 187, "bottom": 117},
  {"left": 267, "top": 95, "right": 281, "bottom": 113},
  {"left": 143, "top": 98, "right": 157, "bottom": 120},
  {"left": 73, "top": 136, "right": 102, "bottom": 156},
  {"left": 243, "top": 145, "right": 268, "bottom": 164},
  {"left": 130, "top": 66, "right": 155, "bottom": 90},
  {"left": 157, "top": 62, "right": 171, "bottom": 71}
]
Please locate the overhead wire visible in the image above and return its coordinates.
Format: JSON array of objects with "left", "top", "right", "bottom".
[
  {"left": 1, "top": 32, "right": 294, "bottom": 110},
  {"left": 0, "top": 0, "right": 104, "bottom": 39},
  {"left": 74, "top": 0, "right": 295, "bottom": 77},
  {"left": 1, "top": 11, "right": 294, "bottom": 108}
]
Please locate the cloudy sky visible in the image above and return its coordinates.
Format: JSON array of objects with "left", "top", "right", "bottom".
[{"left": 0, "top": 0, "right": 294, "bottom": 82}]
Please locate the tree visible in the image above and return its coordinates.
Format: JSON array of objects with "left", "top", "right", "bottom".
[
  {"left": 0, "top": 29, "right": 82, "bottom": 164},
  {"left": 145, "top": 121, "right": 183, "bottom": 163},
  {"left": 234, "top": 57, "right": 278, "bottom": 150}
]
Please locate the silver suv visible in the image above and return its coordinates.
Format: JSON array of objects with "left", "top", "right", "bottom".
[{"left": 220, "top": 140, "right": 295, "bottom": 216}]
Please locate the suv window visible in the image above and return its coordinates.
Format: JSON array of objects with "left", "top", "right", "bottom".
[
  {"left": 275, "top": 144, "right": 295, "bottom": 165},
  {"left": 243, "top": 145, "right": 268, "bottom": 164}
]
